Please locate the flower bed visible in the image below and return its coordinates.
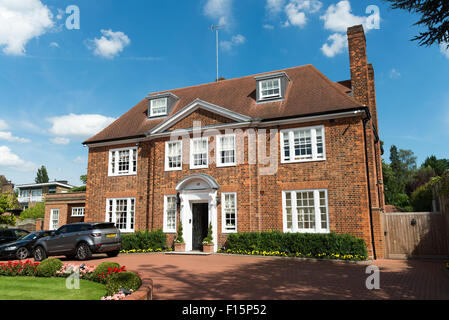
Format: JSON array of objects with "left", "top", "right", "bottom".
[
  {"left": 0, "top": 259, "right": 142, "bottom": 300},
  {"left": 120, "top": 248, "right": 172, "bottom": 254},
  {"left": 222, "top": 231, "right": 368, "bottom": 261}
]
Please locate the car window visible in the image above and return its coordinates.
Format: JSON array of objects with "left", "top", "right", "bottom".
[
  {"left": 79, "top": 225, "right": 92, "bottom": 232},
  {"left": 1, "top": 230, "right": 14, "bottom": 238},
  {"left": 20, "top": 233, "right": 38, "bottom": 241},
  {"left": 57, "top": 226, "right": 69, "bottom": 234},
  {"left": 66, "top": 225, "right": 81, "bottom": 233},
  {"left": 15, "top": 230, "right": 29, "bottom": 238}
]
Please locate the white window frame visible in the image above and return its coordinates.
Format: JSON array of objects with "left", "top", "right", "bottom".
[
  {"left": 259, "top": 78, "right": 281, "bottom": 100},
  {"left": 282, "top": 189, "right": 329, "bottom": 234},
  {"left": 165, "top": 140, "right": 183, "bottom": 171},
  {"left": 105, "top": 198, "right": 136, "bottom": 233},
  {"left": 149, "top": 97, "right": 168, "bottom": 117},
  {"left": 163, "top": 195, "right": 177, "bottom": 233},
  {"left": 108, "top": 147, "right": 138, "bottom": 176},
  {"left": 190, "top": 137, "right": 209, "bottom": 169},
  {"left": 71, "top": 207, "right": 85, "bottom": 217},
  {"left": 221, "top": 192, "right": 237, "bottom": 233},
  {"left": 50, "top": 209, "right": 60, "bottom": 230},
  {"left": 216, "top": 134, "right": 236, "bottom": 167},
  {"left": 280, "top": 125, "right": 326, "bottom": 163}
]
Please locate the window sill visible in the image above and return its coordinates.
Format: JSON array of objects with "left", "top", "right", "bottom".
[
  {"left": 189, "top": 165, "right": 209, "bottom": 170},
  {"left": 222, "top": 230, "right": 237, "bottom": 234},
  {"left": 165, "top": 167, "right": 182, "bottom": 172},
  {"left": 281, "top": 158, "right": 326, "bottom": 164},
  {"left": 108, "top": 173, "right": 137, "bottom": 177},
  {"left": 216, "top": 163, "right": 236, "bottom": 168}
]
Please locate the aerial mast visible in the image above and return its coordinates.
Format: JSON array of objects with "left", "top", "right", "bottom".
[{"left": 210, "top": 24, "right": 225, "bottom": 81}]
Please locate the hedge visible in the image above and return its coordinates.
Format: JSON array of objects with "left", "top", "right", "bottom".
[
  {"left": 121, "top": 230, "right": 166, "bottom": 251},
  {"left": 105, "top": 271, "right": 142, "bottom": 296},
  {"left": 223, "top": 231, "right": 368, "bottom": 260},
  {"left": 36, "top": 258, "right": 63, "bottom": 277}
]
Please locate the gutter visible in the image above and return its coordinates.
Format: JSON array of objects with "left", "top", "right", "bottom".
[{"left": 362, "top": 106, "right": 377, "bottom": 259}]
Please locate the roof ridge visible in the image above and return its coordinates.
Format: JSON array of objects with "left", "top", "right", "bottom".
[{"left": 150, "top": 64, "right": 313, "bottom": 95}]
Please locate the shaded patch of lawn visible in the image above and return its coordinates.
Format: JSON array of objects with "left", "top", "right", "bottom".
[{"left": 0, "top": 276, "right": 106, "bottom": 300}]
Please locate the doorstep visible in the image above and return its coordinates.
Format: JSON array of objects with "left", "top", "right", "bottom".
[{"left": 165, "top": 251, "right": 212, "bottom": 256}]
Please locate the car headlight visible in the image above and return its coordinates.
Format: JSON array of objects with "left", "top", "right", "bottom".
[{"left": 5, "top": 246, "right": 18, "bottom": 251}]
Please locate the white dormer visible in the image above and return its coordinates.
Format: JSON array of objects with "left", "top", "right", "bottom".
[
  {"left": 147, "top": 92, "right": 180, "bottom": 119},
  {"left": 255, "top": 71, "right": 290, "bottom": 103}
]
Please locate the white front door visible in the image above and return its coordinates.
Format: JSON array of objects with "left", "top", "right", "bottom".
[{"left": 179, "top": 191, "right": 218, "bottom": 252}]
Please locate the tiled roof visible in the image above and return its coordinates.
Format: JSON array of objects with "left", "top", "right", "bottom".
[{"left": 84, "top": 65, "right": 362, "bottom": 144}]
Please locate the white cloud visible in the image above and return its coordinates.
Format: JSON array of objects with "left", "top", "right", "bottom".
[
  {"left": 389, "top": 68, "right": 401, "bottom": 79},
  {"left": 0, "top": 0, "right": 54, "bottom": 55},
  {"left": 47, "top": 113, "right": 116, "bottom": 138},
  {"left": 263, "top": 24, "right": 275, "bottom": 30},
  {"left": 0, "top": 119, "right": 8, "bottom": 131},
  {"left": 441, "top": 42, "right": 449, "bottom": 59},
  {"left": 204, "top": 0, "right": 233, "bottom": 26},
  {"left": 72, "top": 156, "right": 86, "bottom": 165},
  {"left": 0, "top": 146, "right": 36, "bottom": 171},
  {"left": 87, "top": 29, "right": 131, "bottom": 59},
  {"left": 320, "top": 0, "right": 367, "bottom": 33},
  {"left": 273, "top": 0, "right": 322, "bottom": 28},
  {"left": 321, "top": 33, "right": 347, "bottom": 57},
  {"left": 221, "top": 34, "right": 246, "bottom": 52},
  {"left": 0, "top": 131, "right": 30, "bottom": 143},
  {"left": 49, "top": 42, "right": 59, "bottom": 48},
  {"left": 50, "top": 137, "right": 70, "bottom": 145},
  {"left": 266, "top": 0, "right": 285, "bottom": 17}
]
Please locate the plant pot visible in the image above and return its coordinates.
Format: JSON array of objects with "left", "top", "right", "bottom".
[
  {"left": 174, "top": 243, "right": 185, "bottom": 252},
  {"left": 202, "top": 243, "right": 214, "bottom": 253}
]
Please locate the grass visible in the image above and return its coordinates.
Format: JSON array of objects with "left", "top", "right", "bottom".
[{"left": 0, "top": 276, "right": 107, "bottom": 300}]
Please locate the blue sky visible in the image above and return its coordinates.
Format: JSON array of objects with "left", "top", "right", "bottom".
[{"left": 0, "top": 0, "right": 448, "bottom": 186}]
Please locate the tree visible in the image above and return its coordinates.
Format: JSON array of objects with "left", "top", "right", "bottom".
[
  {"left": 422, "top": 155, "right": 449, "bottom": 176},
  {"left": 19, "top": 202, "right": 45, "bottom": 220},
  {"left": 80, "top": 174, "right": 87, "bottom": 185},
  {"left": 405, "top": 165, "right": 436, "bottom": 195},
  {"left": 35, "top": 166, "right": 49, "bottom": 183},
  {"left": 384, "top": 0, "right": 449, "bottom": 48}
]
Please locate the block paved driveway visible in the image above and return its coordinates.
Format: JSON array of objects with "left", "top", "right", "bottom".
[{"left": 57, "top": 254, "right": 449, "bottom": 300}]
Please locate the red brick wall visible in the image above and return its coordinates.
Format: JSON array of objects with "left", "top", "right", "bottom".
[{"left": 86, "top": 112, "right": 376, "bottom": 256}]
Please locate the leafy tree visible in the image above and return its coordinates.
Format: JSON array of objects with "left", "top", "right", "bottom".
[
  {"left": 19, "top": 202, "right": 45, "bottom": 220},
  {"left": 0, "top": 192, "right": 20, "bottom": 214},
  {"left": 384, "top": 0, "right": 449, "bottom": 48},
  {"left": 35, "top": 166, "right": 49, "bottom": 183},
  {"left": 69, "top": 174, "right": 87, "bottom": 192},
  {"left": 80, "top": 174, "right": 87, "bottom": 185},
  {"left": 405, "top": 165, "right": 436, "bottom": 196},
  {"left": 422, "top": 155, "right": 449, "bottom": 176}
]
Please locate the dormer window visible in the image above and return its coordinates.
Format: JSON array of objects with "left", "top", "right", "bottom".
[
  {"left": 150, "top": 98, "right": 168, "bottom": 117},
  {"left": 255, "top": 71, "right": 290, "bottom": 103},
  {"left": 260, "top": 78, "right": 281, "bottom": 99}
]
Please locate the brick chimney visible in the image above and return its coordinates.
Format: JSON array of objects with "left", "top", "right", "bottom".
[{"left": 347, "top": 25, "right": 370, "bottom": 107}]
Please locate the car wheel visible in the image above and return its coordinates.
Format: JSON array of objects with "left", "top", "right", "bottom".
[
  {"left": 16, "top": 247, "right": 29, "bottom": 260},
  {"left": 106, "top": 250, "right": 120, "bottom": 258},
  {"left": 75, "top": 243, "right": 92, "bottom": 260},
  {"left": 33, "top": 246, "right": 47, "bottom": 262}
]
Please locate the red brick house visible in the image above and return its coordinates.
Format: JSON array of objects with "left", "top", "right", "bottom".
[{"left": 81, "top": 25, "right": 385, "bottom": 258}]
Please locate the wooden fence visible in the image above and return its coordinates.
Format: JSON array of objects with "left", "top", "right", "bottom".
[{"left": 383, "top": 212, "right": 449, "bottom": 259}]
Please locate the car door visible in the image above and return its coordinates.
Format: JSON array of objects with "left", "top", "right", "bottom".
[
  {"left": 45, "top": 226, "right": 69, "bottom": 254},
  {"left": 58, "top": 225, "right": 80, "bottom": 253},
  {"left": 0, "top": 230, "right": 14, "bottom": 244}
]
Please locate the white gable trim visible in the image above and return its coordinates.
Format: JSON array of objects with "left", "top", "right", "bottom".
[{"left": 149, "top": 99, "right": 253, "bottom": 135}]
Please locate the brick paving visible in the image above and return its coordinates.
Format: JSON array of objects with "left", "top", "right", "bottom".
[{"left": 50, "top": 253, "right": 449, "bottom": 300}]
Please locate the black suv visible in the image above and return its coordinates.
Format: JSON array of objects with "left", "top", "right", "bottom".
[{"left": 33, "top": 223, "right": 121, "bottom": 261}]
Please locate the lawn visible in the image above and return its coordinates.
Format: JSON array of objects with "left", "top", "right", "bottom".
[{"left": 0, "top": 276, "right": 107, "bottom": 300}]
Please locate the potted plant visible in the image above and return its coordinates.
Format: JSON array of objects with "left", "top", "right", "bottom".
[
  {"left": 174, "top": 221, "right": 185, "bottom": 252},
  {"left": 202, "top": 222, "right": 214, "bottom": 253}
]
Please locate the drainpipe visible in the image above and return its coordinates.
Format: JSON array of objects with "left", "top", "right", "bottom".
[{"left": 362, "top": 107, "right": 377, "bottom": 260}]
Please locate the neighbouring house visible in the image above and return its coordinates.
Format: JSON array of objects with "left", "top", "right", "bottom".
[
  {"left": 0, "top": 175, "right": 14, "bottom": 194},
  {"left": 16, "top": 180, "right": 75, "bottom": 210},
  {"left": 74, "top": 25, "right": 384, "bottom": 258},
  {"left": 43, "top": 192, "right": 86, "bottom": 230}
]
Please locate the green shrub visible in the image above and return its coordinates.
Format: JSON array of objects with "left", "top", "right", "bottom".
[
  {"left": 121, "top": 230, "right": 166, "bottom": 251},
  {"left": 411, "top": 183, "right": 433, "bottom": 211},
  {"left": 0, "top": 215, "right": 16, "bottom": 226},
  {"left": 19, "top": 202, "right": 45, "bottom": 220},
  {"left": 202, "top": 222, "right": 213, "bottom": 244},
  {"left": 223, "top": 231, "right": 368, "bottom": 260},
  {"left": 36, "top": 258, "right": 63, "bottom": 277},
  {"left": 105, "top": 271, "right": 142, "bottom": 296},
  {"left": 93, "top": 262, "right": 121, "bottom": 282},
  {"left": 175, "top": 222, "right": 184, "bottom": 244}
]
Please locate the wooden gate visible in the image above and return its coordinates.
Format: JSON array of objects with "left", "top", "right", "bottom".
[{"left": 383, "top": 212, "right": 449, "bottom": 259}]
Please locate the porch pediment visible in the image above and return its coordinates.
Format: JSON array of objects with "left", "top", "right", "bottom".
[
  {"left": 175, "top": 174, "right": 219, "bottom": 191},
  {"left": 148, "top": 99, "right": 253, "bottom": 135}
]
